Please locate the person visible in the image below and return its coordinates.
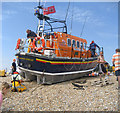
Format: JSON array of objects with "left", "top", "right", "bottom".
[
  {"left": 112, "top": 64, "right": 115, "bottom": 75},
  {"left": 97, "top": 51, "right": 107, "bottom": 81},
  {"left": 0, "top": 82, "right": 10, "bottom": 111},
  {"left": 89, "top": 40, "right": 100, "bottom": 57},
  {"left": 11, "top": 59, "right": 16, "bottom": 74},
  {"left": 26, "top": 29, "right": 37, "bottom": 53},
  {"left": 12, "top": 72, "right": 22, "bottom": 82},
  {"left": 112, "top": 48, "right": 120, "bottom": 90},
  {"left": 11, "top": 72, "right": 26, "bottom": 92},
  {"left": 26, "top": 29, "right": 37, "bottom": 41},
  {"left": 104, "top": 62, "right": 110, "bottom": 77},
  {"left": 27, "top": 38, "right": 33, "bottom": 53}
]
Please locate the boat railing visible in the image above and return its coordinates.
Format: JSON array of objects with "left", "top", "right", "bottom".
[
  {"left": 86, "top": 46, "right": 102, "bottom": 58},
  {"left": 16, "top": 38, "right": 103, "bottom": 59}
]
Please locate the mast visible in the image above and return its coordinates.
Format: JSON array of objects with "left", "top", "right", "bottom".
[
  {"left": 70, "top": 1, "right": 74, "bottom": 35},
  {"left": 35, "top": 0, "right": 45, "bottom": 38},
  {"left": 34, "top": 1, "right": 67, "bottom": 35}
]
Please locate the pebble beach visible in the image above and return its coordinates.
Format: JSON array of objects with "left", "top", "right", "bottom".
[{"left": 0, "top": 74, "right": 119, "bottom": 111}]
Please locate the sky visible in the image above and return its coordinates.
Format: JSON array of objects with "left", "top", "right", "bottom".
[{"left": 0, "top": 1, "right": 118, "bottom": 70}]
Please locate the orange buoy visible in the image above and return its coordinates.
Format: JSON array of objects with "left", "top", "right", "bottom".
[
  {"left": 33, "top": 37, "right": 45, "bottom": 51},
  {"left": 15, "top": 38, "right": 21, "bottom": 50}
]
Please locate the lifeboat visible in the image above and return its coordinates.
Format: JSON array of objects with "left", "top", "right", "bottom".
[{"left": 15, "top": 2, "right": 102, "bottom": 84}]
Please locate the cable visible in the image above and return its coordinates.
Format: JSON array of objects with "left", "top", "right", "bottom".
[
  {"left": 65, "top": 0, "right": 70, "bottom": 21},
  {"left": 70, "top": 1, "right": 74, "bottom": 35},
  {"left": 80, "top": 16, "right": 87, "bottom": 37}
]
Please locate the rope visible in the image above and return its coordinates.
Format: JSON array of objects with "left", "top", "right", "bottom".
[
  {"left": 65, "top": 0, "right": 70, "bottom": 21},
  {"left": 70, "top": 1, "right": 74, "bottom": 35},
  {"left": 80, "top": 16, "right": 87, "bottom": 37},
  {"left": 64, "top": 62, "right": 75, "bottom": 71}
]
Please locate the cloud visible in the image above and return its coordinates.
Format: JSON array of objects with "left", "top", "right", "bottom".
[
  {"left": 1, "top": 2, "right": 104, "bottom": 26},
  {"left": 70, "top": 6, "right": 104, "bottom": 26},
  {"left": 13, "top": 3, "right": 34, "bottom": 14},
  {"left": 2, "top": 3, "right": 34, "bottom": 21},
  {"left": 50, "top": 5, "right": 104, "bottom": 27},
  {"left": 3, "top": 10, "right": 17, "bottom": 15},
  {"left": 106, "top": 3, "right": 118, "bottom": 12},
  {"left": 2, "top": 10, "right": 17, "bottom": 20},
  {"left": 97, "top": 32, "right": 118, "bottom": 39}
]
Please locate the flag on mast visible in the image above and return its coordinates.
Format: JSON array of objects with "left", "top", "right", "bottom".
[{"left": 43, "top": 6, "right": 56, "bottom": 15}]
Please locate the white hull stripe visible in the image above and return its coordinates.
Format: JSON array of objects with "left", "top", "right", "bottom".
[{"left": 18, "top": 66, "right": 94, "bottom": 76}]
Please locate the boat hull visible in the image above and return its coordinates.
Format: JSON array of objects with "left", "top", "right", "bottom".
[{"left": 16, "top": 52, "right": 98, "bottom": 84}]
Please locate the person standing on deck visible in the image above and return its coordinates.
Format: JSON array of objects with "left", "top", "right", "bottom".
[
  {"left": 89, "top": 41, "right": 100, "bottom": 57},
  {"left": 11, "top": 59, "right": 16, "bottom": 74},
  {"left": 112, "top": 48, "right": 120, "bottom": 90},
  {"left": 26, "top": 29, "right": 37, "bottom": 52},
  {"left": 26, "top": 29, "right": 37, "bottom": 41}
]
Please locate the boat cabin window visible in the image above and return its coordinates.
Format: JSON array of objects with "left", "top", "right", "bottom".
[
  {"left": 77, "top": 41, "right": 79, "bottom": 48},
  {"left": 79, "top": 41, "right": 81, "bottom": 48},
  {"left": 67, "top": 38, "right": 71, "bottom": 47},
  {"left": 84, "top": 43, "right": 86, "bottom": 50},
  {"left": 72, "top": 40, "right": 76, "bottom": 47},
  {"left": 80, "top": 42, "right": 83, "bottom": 50}
]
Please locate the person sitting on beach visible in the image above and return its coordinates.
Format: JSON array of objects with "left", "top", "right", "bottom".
[
  {"left": 89, "top": 41, "right": 100, "bottom": 57},
  {"left": 0, "top": 82, "right": 10, "bottom": 112},
  {"left": 11, "top": 72, "right": 26, "bottom": 92},
  {"left": 97, "top": 51, "right": 107, "bottom": 81}
]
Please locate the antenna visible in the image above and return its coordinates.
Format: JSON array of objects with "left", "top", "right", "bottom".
[
  {"left": 37, "top": 0, "right": 43, "bottom": 9},
  {"left": 65, "top": 0, "right": 70, "bottom": 21},
  {"left": 70, "top": 1, "right": 74, "bottom": 35},
  {"left": 80, "top": 16, "right": 87, "bottom": 37},
  {"left": 39, "top": 0, "right": 40, "bottom": 6},
  {"left": 43, "top": 0, "right": 47, "bottom": 8}
]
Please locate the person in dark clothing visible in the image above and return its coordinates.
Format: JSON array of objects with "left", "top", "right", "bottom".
[
  {"left": 26, "top": 29, "right": 37, "bottom": 41},
  {"left": 26, "top": 29, "right": 38, "bottom": 53},
  {"left": 89, "top": 40, "right": 100, "bottom": 57},
  {"left": 12, "top": 59, "right": 16, "bottom": 74}
]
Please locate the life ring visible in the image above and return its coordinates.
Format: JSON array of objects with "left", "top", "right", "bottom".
[
  {"left": 33, "top": 37, "right": 45, "bottom": 51},
  {"left": 15, "top": 38, "right": 21, "bottom": 50}
]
